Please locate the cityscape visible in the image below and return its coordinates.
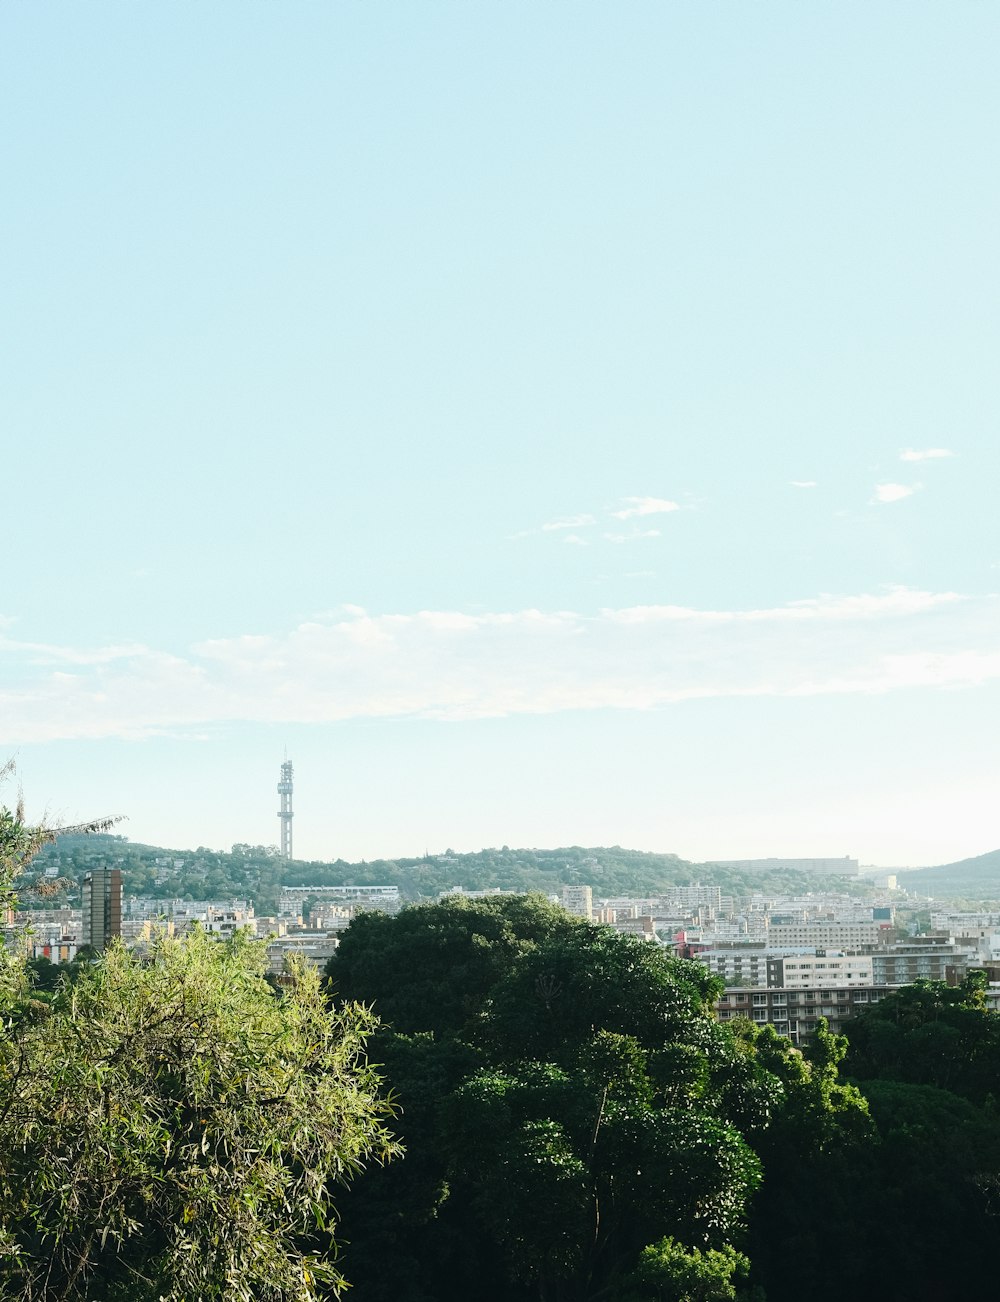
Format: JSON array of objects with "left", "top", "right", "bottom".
[{"left": 9, "top": 758, "right": 1000, "bottom": 1048}]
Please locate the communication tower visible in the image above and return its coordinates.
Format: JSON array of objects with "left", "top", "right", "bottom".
[{"left": 277, "top": 758, "right": 294, "bottom": 861}]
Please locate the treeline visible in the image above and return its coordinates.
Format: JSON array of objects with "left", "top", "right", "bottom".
[{"left": 29, "top": 835, "right": 870, "bottom": 913}]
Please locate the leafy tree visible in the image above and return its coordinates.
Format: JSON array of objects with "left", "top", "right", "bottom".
[
  {"left": 327, "top": 898, "right": 867, "bottom": 1302},
  {"left": 330, "top": 892, "right": 579, "bottom": 1039},
  {"left": 842, "top": 974, "right": 1000, "bottom": 1102},
  {"left": 615, "top": 1237, "right": 755, "bottom": 1302},
  {"left": 0, "top": 928, "right": 400, "bottom": 1301}
]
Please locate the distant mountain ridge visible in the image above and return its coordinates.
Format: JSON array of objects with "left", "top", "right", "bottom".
[{"left": 898, "top": 848, "right": 1000, "bottom": 898}]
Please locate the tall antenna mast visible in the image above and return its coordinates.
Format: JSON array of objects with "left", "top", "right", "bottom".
[{"left": 277, "top": 756, "right": 294, "bottom": 861}]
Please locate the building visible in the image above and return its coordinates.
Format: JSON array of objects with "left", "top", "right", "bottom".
[
  {"left": 561, "top": 885, "right": 593, "bottom": 921},
  {"left": 716, "top": 983, "right": 889, "bottom": 1045},
  {"left": 871, "top": 937, "right": 970, "bottom": 986},
  {"left": 278, "top": 885, "right": 401, "bottom": 917},
  {"left": 768, "top": 952, "right": 875, "bottom": 987},
  {"left": 767, "top": 920, "right": 881, "bottom": 949},
  {"left": 81, "top": 868, "right": 123, "bottom": 951},
  {"left": 695, "top": 944, "right": 771, "bottom": 987}
]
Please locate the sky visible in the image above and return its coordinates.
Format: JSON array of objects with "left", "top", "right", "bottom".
[{"left": 2, "top": 3, "right": 999, "bottom": 867}]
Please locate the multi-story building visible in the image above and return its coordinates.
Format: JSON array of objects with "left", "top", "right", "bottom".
[
  {"left": 81, "top": 868, "right": 123, "bottom": 952},
  {"left": 695, "top": 945, "right": 771, "bottom": 987},
  {"left": 561, "top": 885, "right": 593, "bottom": 921},
  {"left": 767, "top": 920, "right": 881, "bottom": 949},
  {"left": 871, "top": 937, "right": 970, "bottom": 986},
  {"left": 716, "top": 984, "right": 889, "bottom": 1044},
  {"left": 769, "top": 953, "right": 875, "bottom": 987}
]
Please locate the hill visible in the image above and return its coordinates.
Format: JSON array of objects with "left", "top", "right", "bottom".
[
  {"left": 897, "top": 848, "right": 1000, "bottom": 900},
  {"left": 25, "top": 837, "right": 869, "bottom": 912}
]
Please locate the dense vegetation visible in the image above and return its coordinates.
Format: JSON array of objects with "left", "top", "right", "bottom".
[
  {"left": 326, "top": 896, "right": 872, "bottom": 1301},
  {"left": 0, "top": 788, "right": 399, "bottom": 1302},
  {"left": 327, "top": 899, "right": 1000, "bottom": 1302}
]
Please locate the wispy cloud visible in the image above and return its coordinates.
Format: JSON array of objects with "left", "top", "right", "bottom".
[
  {"left": 900, "top": 448, "right": 955, "bottom": 462},
  {"left": 0, "top": 635, "right": 147, "bottom": 666},
  {"left": 511, "top": 512, "right": 597, "bottom": 540},
  {"left": 611, "top": 497, "right": 680, "bottom": 520},
  {"left": 871, "top": 482, "right": 920, "bottom": 504},
  {"left": 2, "top": 588, "right": 997, "bottom": 743},
  {"left": 791, "top": 480, "right": 818, "bottom": 489},
  {"left": 563, "top": 534, "right": 588, "bottom": 546}
]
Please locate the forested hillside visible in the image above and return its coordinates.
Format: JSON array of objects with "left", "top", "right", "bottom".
[
  {"left": 898, "top": 847, "right": 1000, "bottom": 898},
  {"left": 29, "top": 835, "right": 869, "bottom": 912}
]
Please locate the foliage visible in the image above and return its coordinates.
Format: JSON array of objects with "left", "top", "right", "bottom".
[
  {"left": 842, "top": 973, "right": 1000, "bottom": 1101},
  {"left": 749, "top": 1071, "right": 1000, "bottom": 1302},
  {"left": 331, "top": 893, "right": 577, "bottom": 1038},
  {"left": 0, "top": 928, "right": 400, "bottom": 1301},
  {"left": 614, "top": 1236, "right": 753, "bottom": 1302},
  {"left": 326, "top": 896, "right": 869, "bottom": 1302},
  {"left": 0, "top": 761, "right": 121, "bottom": 911}
]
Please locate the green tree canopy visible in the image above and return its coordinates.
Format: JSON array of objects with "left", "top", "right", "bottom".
[
  {"left": 326, "top": 896, "right": 867, "bottom": 1302},
  {"left": 0, "top": 928, "right": 400, "bottom": 1301}
]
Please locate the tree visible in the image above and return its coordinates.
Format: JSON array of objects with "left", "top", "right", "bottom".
[
  {"left": 841, "top": 975, "right": 1000, "bottom": 1100},
  {"left": 327, "top": 899, "right": 827, "bottom": 1302},
  {"left": 0, "top": 928, "right": 400, "bottom": 1301}
]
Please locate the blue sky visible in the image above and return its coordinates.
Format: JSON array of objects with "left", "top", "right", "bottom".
[{"left": 3, "top": 3, "right": 998, "bottom": 866}]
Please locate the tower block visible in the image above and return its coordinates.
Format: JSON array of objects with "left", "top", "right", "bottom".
[{"left": 277, "top": 759, "right": 294, "bottom": 861}]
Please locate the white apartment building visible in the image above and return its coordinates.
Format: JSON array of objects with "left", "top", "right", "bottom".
[
  {"left": 768, "top": 920, "right": 880, "bottom": 948},
  {"left": 775, "top": 953, "right": 875, "bottom": 987},
  {"left": 561, "top": 885, "right": 594, "bottom": 921}
]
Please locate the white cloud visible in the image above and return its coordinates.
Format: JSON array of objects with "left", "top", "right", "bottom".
[
  {"left": 563, "top": 534, "right": 588, "bottom": 546},
  {"left": 791, "top": 480, "right": 818, "bottom": 488},
  {"left": 871, "top": 482, "right": 921, "bottom": 504},
  {"left": 2, "top": 587, "right": 997, "bottom": 743},
  {"left": 602, "top": 586, "right": 962, "bottom": 625},
  {"left": 611, "top": 497, "right": 680, "bottom": 520},
  {"left": 900, "top": 448, "right": 955, "bottom": 462}
]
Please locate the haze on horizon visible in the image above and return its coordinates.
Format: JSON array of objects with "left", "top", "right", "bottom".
[{"left": 3, "top": 4, "right": 998, "bottom": 869}]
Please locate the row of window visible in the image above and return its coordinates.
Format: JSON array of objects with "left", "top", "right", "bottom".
[{"left": 721, "top": 991, "right": 883, "bottom": 1011}]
